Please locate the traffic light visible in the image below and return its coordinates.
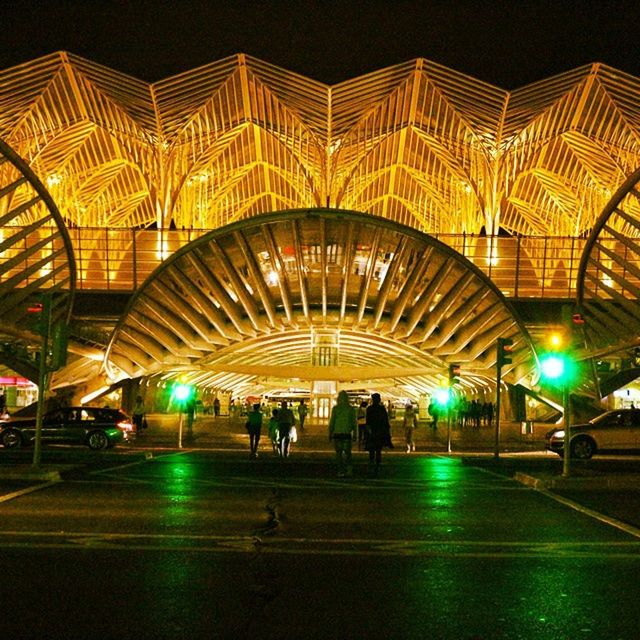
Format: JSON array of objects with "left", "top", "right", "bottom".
[
  {"left": 48, "top": 321, "right": 69, "bottom": 371},
  {"left": 497, "top": 337, "right": 514, "bottom": 367},
  {"left": 544, "top": 327, "right": 570, "bottom": 352},
  {"left": 173, "top": 383, "right": 194, "bottom": 401},
  {"left": 448, "top": 363, "right": 461, "bottom": 385},
  {"left": 539, "top": 354, "right": 568, "bottom": 380},
  {"left": 26, "top": 293, "right": 52, "bottom": 337},
  {"left": 433, "top": 387, "right": 451, "bottom": 408},
  {"left": 538, "top": 328, "right": 577, "bottom": 385}
]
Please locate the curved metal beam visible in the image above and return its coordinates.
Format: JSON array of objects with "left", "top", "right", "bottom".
[{"left": 107, "top": 209, "right": 535, "bottom": 392}]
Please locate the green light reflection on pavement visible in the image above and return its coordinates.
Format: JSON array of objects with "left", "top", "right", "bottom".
[
  {"left": 405, "top": 558, "right": 607, "bottom": 639},
  {"left": 163, "top": 462, "right": 197, "bottom": 535},
  {"left": 414, "top": 457, "right": 464, "bottom": 530},
  {"left": 505, "top": 563, "right": 593, "bottom": 638}
]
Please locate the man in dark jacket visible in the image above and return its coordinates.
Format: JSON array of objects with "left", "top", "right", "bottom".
[
  {"left": 365, "top": 393, "right": 393, "bottom": 476},
  {"left": 277, "top": 400, "right": 296, "bottom": 458}
]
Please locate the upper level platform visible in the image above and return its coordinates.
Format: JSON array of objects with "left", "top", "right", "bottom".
[{"left": 2, "top": 225, "right": 610, "bottom": 300}]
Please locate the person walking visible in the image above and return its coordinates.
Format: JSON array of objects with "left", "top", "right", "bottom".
[
  {"left": 428, "top": 400, "right": 439, "bottom": 430},
  {"left": 185, "top": 394, "right": 197, "bottom": 439},
  {"left": 403, "top": 401, "right": 418, "bottom": 452},
  {"left": 365, "top": 392, "right": 393, "bottom": 476},
  {"left": 484, "top": 401, "right": 494, "bottom": 428},
  {"left": 328, "top": 390, "right": 357, "bottom": 477},
  {"left": 213, "top": 397, "right": 220, "bottom": 417},
  {"left": 268, "top": 408, "right": 280, "bottom": 455},
  {"left": 297, "top": 399, "right": 308, "bottom": 431},
  {"left": 277, "top": 400, "right": 296, "bottom": 458},
  {"left": 132, "top": 395, "right": 146, "bottom": 435},
  {"left": 246, "top": 403, "right": 263, "bottom": 458},
  {"left": 357, "top": 400, "right": 368, "bottom": 449}
]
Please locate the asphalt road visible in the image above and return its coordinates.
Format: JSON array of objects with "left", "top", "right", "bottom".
[{"left": 1, "top": 448, "right": 640, "bottom": 640}]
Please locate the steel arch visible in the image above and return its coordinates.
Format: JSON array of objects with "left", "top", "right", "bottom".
[
  {"left": 106, "top": 209, "right": 535, "bottom": 394},
  {"left": 0, "top": 138, "right": 76, "bottom": 337},
  {"left": 577, "top": 167, "right": 640, "bottom": 353}
]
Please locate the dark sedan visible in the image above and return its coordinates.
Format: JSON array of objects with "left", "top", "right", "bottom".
[{"left": 0, "top": 406, "right": 134, "bottom": 450}]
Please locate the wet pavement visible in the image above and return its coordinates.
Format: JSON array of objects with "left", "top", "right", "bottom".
[{"left": 1, "top": 430, "right": 640, "bottom": 639}]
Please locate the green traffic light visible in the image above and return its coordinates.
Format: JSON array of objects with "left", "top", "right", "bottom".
[
  {"left": 433, "top": 388, "right": 451, "bottom": 407},
  {"left": 540, "top": 354, "right": 564, "bottom": 379},
  {"left": 173, "top": 383, "right": 193, "bottom": 401},
  {"left": 539, "top": 353, "right": 576, "bottom": 384}
]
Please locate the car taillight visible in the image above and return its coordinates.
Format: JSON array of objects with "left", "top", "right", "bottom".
[{"left": 117, "top": 421, "right": 134, "bottom": 432}]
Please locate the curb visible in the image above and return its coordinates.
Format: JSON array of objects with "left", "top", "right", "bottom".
[
  {"left": 0, "top": 466, "right": 62, "bottom": 481},
  {"left": 515, "top": 471, "right": 640, "bottom": 490}
]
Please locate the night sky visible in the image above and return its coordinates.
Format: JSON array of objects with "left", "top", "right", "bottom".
[{"left": 3, "top": 0, "right": 640, "bottom": 88}]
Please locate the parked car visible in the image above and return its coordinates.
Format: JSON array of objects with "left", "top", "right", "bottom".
[
  {"left": 0, "top": 406, "right": 134, "bottom": 450},
  {"left": 546, "top": 408, "right": 640, "bottom": 459},
  {"left": 0, "top": 402, "right": 38, "bottom": 423}
]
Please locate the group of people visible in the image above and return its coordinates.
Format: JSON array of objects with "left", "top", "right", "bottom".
[
  {"left": 457, "top": 398, "right": 494, "bottom": 428},
  {"left": 427, "top": 397, "right": 494, "bottom": 430},
  {"left": 245, "top": 400, "right": 298, "bottom": 459},
  {"left": 329, "top": 391, "right": 393, "bottom": 477},
  {"left": 243, "top": 393, "right": 395, "bottom": 477}
]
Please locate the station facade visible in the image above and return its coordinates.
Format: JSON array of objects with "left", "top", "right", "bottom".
[{"left": 1, "top": 53, "right": 640, "bottom": 419}]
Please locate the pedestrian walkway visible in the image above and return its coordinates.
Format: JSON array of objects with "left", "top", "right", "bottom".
[{"left": 133, "top": 413, "right": 546, "bottom": 454}]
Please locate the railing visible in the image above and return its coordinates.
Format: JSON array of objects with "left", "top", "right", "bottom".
[{"left": 0, "top": 226, "right": 618, "bottom": 299}]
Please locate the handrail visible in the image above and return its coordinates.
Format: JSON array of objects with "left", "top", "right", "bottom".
[{"left": 4, "top": 225, "right": 635, "bottom": 300}]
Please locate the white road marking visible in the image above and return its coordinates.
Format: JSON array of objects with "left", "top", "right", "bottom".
[
  {"left": 473, "top": 462, "right": 640, "bottom": 540},
  {"left": 89, "top": 449, "right": 190, "bottom": 475},
  {"left": 0, "top": 480, "right": 61, "bottom": 504},
  {"left": 0, "top": 530, "right": 638, "bottom": 557}
]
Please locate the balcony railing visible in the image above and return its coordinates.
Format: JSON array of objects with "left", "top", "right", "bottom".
[{"left": 0, "top": 226, "right": 621, "bottom": 299}]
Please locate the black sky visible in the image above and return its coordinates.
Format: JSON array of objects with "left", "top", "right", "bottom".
[{"left": 3, "top": 0, "right": 640, "bottom": 88}]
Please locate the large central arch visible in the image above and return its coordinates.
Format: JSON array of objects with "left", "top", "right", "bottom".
[{"left": 106, "top": 209, "right": 534, "bottom": 396}]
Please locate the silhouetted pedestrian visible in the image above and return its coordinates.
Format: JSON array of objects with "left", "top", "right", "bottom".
[
  {"left": 365, "top": 393, "right": 393, "bottom": 476},
  {"left": 246, "top": 403, "right": 263, "bottom": 458},
  {"left": 268, "top": 408, "right": 279, "bottom": 454},
  {"left": 277, "top": 400, "right": 295, "bottom": 458},
  {"left": 403, "top": 401, "right": 418, "bottom": 452},
  {"left": 132, "top": 395, "right": 145, "bottom": 434},
  {"left": 297, "top": 399, "right": 308, "bottom": 431},
  {"left": 328, "top": 390, "right": 357, "bottom": 477},
  {"left": 357, "top": 400, "right": 368, "bottom": 449}
]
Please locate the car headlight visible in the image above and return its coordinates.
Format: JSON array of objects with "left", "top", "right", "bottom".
[{"left": 552, "top": 430, "right": 565, "bottom": 439}]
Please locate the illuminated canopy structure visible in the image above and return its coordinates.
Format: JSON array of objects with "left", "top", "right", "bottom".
[
  {"left": 2, "top": 53, "right": 640, "bottom": 236},
  {"left": 0, "top": 138, "right": 75, "bottom": 336},
  {"left": 1, "top": 52, "right": 640, "bottom": 398},
  {"left": 106, "top": 209, "right": 532, "bottom": 396}
]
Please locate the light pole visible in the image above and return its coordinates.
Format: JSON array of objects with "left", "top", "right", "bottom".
[
  {"left": 495, "top": 338, "right": 514, "bottom": 459},
  {"left": 539, "top": 349, "right": 576, "bottom": 478},
  {"left": 562, "top": 383, "right": 572, "bottom": 478}
]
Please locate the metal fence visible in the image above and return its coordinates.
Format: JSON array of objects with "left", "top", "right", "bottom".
[{"left": 0, "top": 226, "right": 604, "bottom": 299}]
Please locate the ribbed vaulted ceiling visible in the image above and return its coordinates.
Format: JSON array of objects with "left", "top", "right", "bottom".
[
  {"left": 1, "top": 53, "right": 639, "bottom": 239},
  {"left": 106, "top": 210, "right": 533, "bottom": 396}
]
